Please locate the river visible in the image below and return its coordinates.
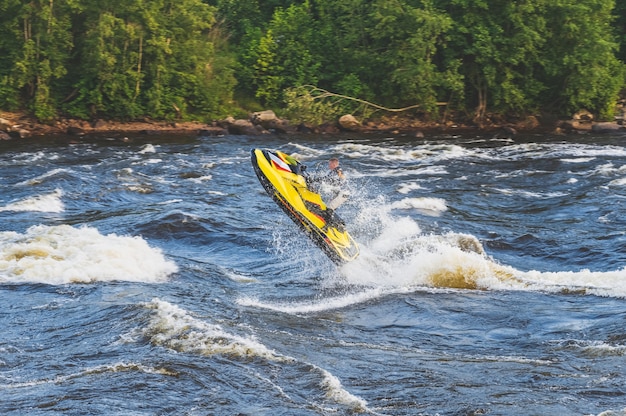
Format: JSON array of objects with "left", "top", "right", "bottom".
[{"left": 1, "top": 132, "right": 625, "bottom": 415}]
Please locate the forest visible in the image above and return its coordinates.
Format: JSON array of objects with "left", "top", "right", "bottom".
[{"left": 1, "top": 0, "right": 625, "bottom": 126}]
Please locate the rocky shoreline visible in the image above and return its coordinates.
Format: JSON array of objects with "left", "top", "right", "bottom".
[{"left": 1, "top": 109, "right": 624, "bottom": 141}]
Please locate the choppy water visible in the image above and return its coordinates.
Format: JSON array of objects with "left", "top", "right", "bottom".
[{"left": 1, "top": 132, "right": 626, "bottom": 415}]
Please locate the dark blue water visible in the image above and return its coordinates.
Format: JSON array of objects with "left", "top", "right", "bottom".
[{"left": 1, "top": 133, "right": 626, "bottom": 415}]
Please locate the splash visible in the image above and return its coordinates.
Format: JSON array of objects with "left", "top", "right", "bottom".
[
  {"left": 0, "top": 189, "right": 64, "bottom": 213},
  {"left": 342, "top": 227, "right": 515, "bottom": 291},
  {"left": 346, "top": 191, "right": 626, "bottom": 298},
  {"left": 0, "top": 224, "right": 178, "bottom": 284},
  {"left": 253, "top": 203, "right": 626, "bottom": 317},
  {"left": 345, "top": 211, "right": 626, "bottom": 299}
]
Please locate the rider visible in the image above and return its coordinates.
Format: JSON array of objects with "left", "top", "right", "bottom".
[
  {"left": 307, "top": 157, "right": 349, "bottom": 227},
  {"left": 324, "top": 158, "right": 349, "bottom": 210}
]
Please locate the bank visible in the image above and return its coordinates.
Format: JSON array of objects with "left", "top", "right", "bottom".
[{"left": 1, "top": 109, "right": 624, "bottom": 141}]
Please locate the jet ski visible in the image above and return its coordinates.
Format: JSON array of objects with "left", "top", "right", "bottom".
[{"left": 251, "top": 148, "right": 359, "bottom": 264}]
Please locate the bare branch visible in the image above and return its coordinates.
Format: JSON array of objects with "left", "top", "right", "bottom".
[{"left": 300, "top": 85, "right": 447, "bottom": 113}]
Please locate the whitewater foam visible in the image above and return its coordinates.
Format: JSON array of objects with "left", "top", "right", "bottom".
[
  {"left": 397, "top": 181, "right": 423, "bottom": 194},
  {"left": 144, "top": 299, "right": 371, "bottom": 412},
  {"left": 347, "top": 213, "right": 626, "bottom": 299},
  {"left": 556, "top": 340, "right": 626, "bottom": 358},
  {"left": 518, "top": 268, "right": 626, "bottom": 298},
  {"left": 14, "top": 168, "right": 70, "bottom": 186},
  {"left": 0, "top": 224, "right": 178, "bottom": 284},
  {"left": 139, "top": 144, "right": 157, "bottom": 154},
  {"left": 608, "top": 177, "right": 626, "bottom": 187},
  {"left": 237, "top": 287, "right": 401, "bottom": 314},
  {"left": 144, "top": 298, "right": 285, "bottom": 360},
  {"left": 390, "top": 197, "right": 447, "bottom": 216},
  {"left": 1, "top": 362, "right": 177, "bottom": 389},
  {"left": 0, "top": 189, "right": 64, "bottom": 213}
]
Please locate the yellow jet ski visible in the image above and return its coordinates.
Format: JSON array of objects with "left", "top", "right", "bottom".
[{"left": 251, "top": 148, "right": 359, "bottom": 264}]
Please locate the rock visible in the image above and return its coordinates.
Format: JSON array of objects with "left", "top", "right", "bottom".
[
  {"left": 338, "top": 114, "right": 361, "bottom": 131},
  {"left": 296, "top": 123, "right": 315, "bottom": 134},
  {"left": 249, "top": 110, "right": 293, "bottom": 133},
  {"left": 591, "top": 122, "right": 624, "bottom": 133},
  {"left": 216, "top": 116, "right": 234, "bottom": 130},
  {"left": 198, "top": 128, "right": 227, "bottom": 136},
  {"left": 616, "top": 107, "right": 626, "bottom": 125},
  {"left": 67, "top": 126, "right": 86, "bottom": 136},
  {"left": 520, "top": 115, "right": 540, "bottom": 130},
  {"left": 573, "top": 109, "right": 593, "bottom": 122},
  {"left": 492, "top": 126, "right": 517, "bottom": 139},
  {"left": 226, "top": 118, "right": 264, "bottom": 135},
  {"left": 0, "top": 118, "right": 11, "bottom": 130},
  {"left": 250, "top": 110, "right": 278, "bottom": 125},
  {"left": 9, "top": 128, "right": 30, "bottom": 139},
  {"left": 560, "top": 119, "right": 592, "bottom": 131},
  {"left": 267, "top": 119, "right": 294, "bottom": 134},
  {"left": 91, "top": 119, "right": 107, "bottom": 129},
  {"left": 318, "top": 122, "right": 340, "bottom": 134}
]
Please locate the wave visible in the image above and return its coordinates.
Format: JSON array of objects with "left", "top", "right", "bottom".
[
  {"left": 0, "top": 362, "right": 177, "bottom": 389},
  {"left": 0, "top": 224, "right": 178, "bottom": 284},
  {"left": 143, "top": 298, "right": 369, "bottom": 412},
  {"left": 139, "top": 144, "right": 157, "bottom": 154},
  {"left": 608, "top": 177, "right": 626, "bottom": 187},
  {"left": 350, "top": 200, "right": 626, "bottom": 299},
  {"left": 553, "top": 339, "right": 626, "bottom": 358},
  {"left": 0, "top": 189, "right": 64, "bottom": 213},
  {"left": 397, "top": 181, "right": 424, "bottom": 194},
  {"left": 390, "top": 197, "right": 447, "bottom": 216},
  {"left": 492, "top": 187, "right": 569, "bottom": 199},
  {"left": 238, "top": 287, "right": 403, "bottom": 314},
  {"left": 144, "top": 298, "right": 285, "bottom": 360},
  {"left": 14, "top": 168, "right": 71, "bottom": 186}
]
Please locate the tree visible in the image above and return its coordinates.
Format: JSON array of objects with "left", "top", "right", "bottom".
[
  {"left": 542, "top": 0, "right": 624, "bottom": 118},
  {"left": 309, "top": 0, "right": 378, "bottom": 100},
  {"left": 443, "top": 0, "right": 549, "bottom": 123},
  {"left": 64, "top": 0, "right": 235, "bottom": 120},
  {"left": 247, "top": 1, "right": 319, "bottom": 105},
  {"left": 67, "top": 5, "right": 145, "bottom": 119},
  {"left": 0, "top": 0, "right": 77, "bottom": 120},
  {"left": 368, "top": 0, "right": 462, "bottom": 113},
  {"left": 616, "top": 0, "right": 626, "bottom": 63}
]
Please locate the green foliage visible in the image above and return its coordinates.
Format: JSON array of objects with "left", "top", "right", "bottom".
[
  {"left": 542, "top": 0, "right": 625, "bottom": 119},
  {"left": 0, "top": 0, "right": 625, "bottom": 123},
  {"left": 368, "top": 0, "right": 461, "bottom": 112},
  {"left": 283, "top": 85, "right": 342, "bottom": 125},
  {"left": 0, "top": 0, "right": 76, "bottom": 120},
  {"left": 249, "top": 2, "right": 319, "bottom": 105},
  {"left": 0, "top": 0, "right": 235, "bottom": 121},
  {"left": 615, "top": 1, "right": 626, "bottom": 63},
  {"left": 443, "top": 0, "right": 550, "bottom": 120}
]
